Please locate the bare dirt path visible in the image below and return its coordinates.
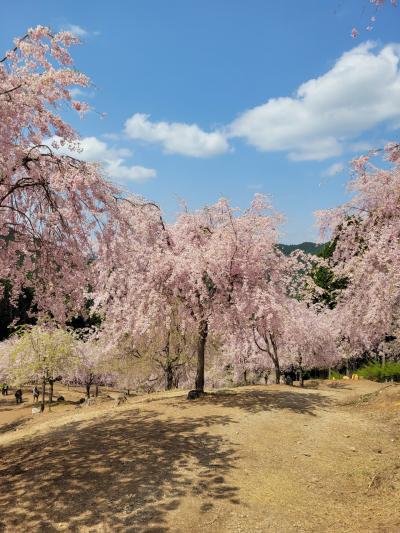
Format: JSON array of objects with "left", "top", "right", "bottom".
[{"left": 0, "top": 381, "right": 399, "bottom": 532}]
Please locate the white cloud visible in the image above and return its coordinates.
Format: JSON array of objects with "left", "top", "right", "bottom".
[
  {"left": 105, "top": 160, "right": 156, "bottom": 182},
  {"left": 124, "top": 113, "right": 230, "bottom": 157},
  {"left": 348, "top": 141, "right": 375, "bottom": 153},
  {"left": 69, "top": 87, "right": 96, "bottom": 99},
  {"left": 67, "top": 136, "right": 131, "bottom": 161},
  {"left": 322, "top": 162, "right": 345, "bottom": 177},
  {"left": 60, "top": 24, "right": 100, "bottom": 38},
  {"left": 101, "top": 133, "right": 121, "bottom": 141},
  {"left": 229, "top": 42, "right": 400, "bottom": 161},
  {"left": 62, "top": 24, "right": 89, "bottom": 37},
  {"left": 69, "top": 88, "right": 85, "bottom": 98},
  {"left": 48, "top": 136, "right": 156, "bottom": 183}
]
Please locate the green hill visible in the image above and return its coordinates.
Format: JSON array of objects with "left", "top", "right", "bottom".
[{"left": 278, "top": 242, "right": 326, "bottom": 256}]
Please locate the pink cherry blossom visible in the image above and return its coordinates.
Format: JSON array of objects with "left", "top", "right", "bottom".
[
  {"left": 0, "top": 27, "right": 126, "bottom": 322},
  {"left": 317, "top": 158, "right": 400, "bottom": 359}
]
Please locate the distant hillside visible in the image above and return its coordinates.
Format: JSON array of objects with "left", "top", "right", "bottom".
[{"left": 278, "top": 241, "right": 326, "bottom": 256}]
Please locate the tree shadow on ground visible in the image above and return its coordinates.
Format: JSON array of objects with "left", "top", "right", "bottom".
[
  {"left": 0, "top": 410, "right": 239, "bottom": 532},
  {"left": 0, "top": 398, "right": 14, "bottom": 413},
  {"left": 326, "top": 381, "right": 353, "bottom": 389},
  {"left": 0, "top": 398, "right": 29, "bottom": 413},
  {"left": 172, "top": 387, "right": 334, "bottom": 416},
  {"left": 140, "top": 393, "right": 184, "bottom": 405},
  {"left": 302, "top": 380, "right": 321, "bottom": 389},
  {"left": 0, "top": 417, "right": 29, "bottom": 434}
]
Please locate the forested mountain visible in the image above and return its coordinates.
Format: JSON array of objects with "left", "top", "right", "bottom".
[{"left": 278, "top": 242, "right": 326, "bottom": 256}]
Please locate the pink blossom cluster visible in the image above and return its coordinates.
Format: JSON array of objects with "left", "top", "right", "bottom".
[
  {"left": 351, "top": 0, "right": 397, "bottom": 37},
  {"left": 94, "top": 194, "right": 337, "bottom": 389},
  {"left": 2, "top": 25, "right": 399, "bottom": 393},
  {"left": 317, "top": 160, "right": 400, "bottom": 358},
  {"left": 0, "top": 26, "right": 125, "bottom": 321}
]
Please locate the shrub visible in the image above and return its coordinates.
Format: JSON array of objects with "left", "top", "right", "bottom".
[
  {"left": 357, "top": 362, "right": 400, "bottom": 382},
  {"left": 329, "top": 370, "right": 344, "bottom": 380}
]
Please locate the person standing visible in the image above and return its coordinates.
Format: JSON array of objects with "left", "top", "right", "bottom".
[
  {"left": 2, "top": 383, "right": 8, "bottom": 396},
  {"left": 32, "top": 385, "right": 39, "bottom": 403},
  {"left": 15, "top": 388, "right": 23, "bottom": 404}
]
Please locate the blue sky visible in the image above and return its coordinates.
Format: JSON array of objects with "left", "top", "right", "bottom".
[{"left": 2, "top": 1, "right": 400, "bottom": 242}]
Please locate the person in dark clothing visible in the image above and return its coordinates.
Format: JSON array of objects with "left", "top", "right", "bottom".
[
  {"left": 284, "top": 373, "right": 293, "bottom": 386},
  {"left": 32, "top": 386, "right": 39, "bottom": 403},
  {"left": 284, "top": 366, "right": 296, "bottom": 386},
  {"left": 15, "top": 388, "right": 23, "bottom": 404}
]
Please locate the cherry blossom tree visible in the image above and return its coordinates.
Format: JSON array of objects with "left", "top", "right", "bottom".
[
  {"left": 6, "top": 323, "right": 75, "bottom": 410},
  {"left": 111, "top": 345, "right": 150, "bottom": 395},
  {"left": 0, "top": 26, "right": 123, "bottom": 322},
  {"left": 95, "top": 194, "right": 298, "bottom": 392},
  {"left": 326, "top": 0, "right": 400, "bottom": 368},
  {"left": 225, "top": 301, "right": 337, "bottom": 386},
  {"left": 106, "top": 320, "right": 195, "bottom": 393},
  {"left": 148, "top": 310, "right": 195, "bottom": 390},
  {"left": 107, "top": 331, "right": 161, "bottom": 394},
  {"left": 240, "top": 295, "right": 314, "bottom": 385},
  {"left": 282, "top": 305, "right": 338, "bottom": 385},
  {"left": 220, "top": 331, "right": 272, "bottom": 386},
  {"left": 167, "top": 195, "right": 290, "bottom": 392},
  {"left": 246, "top": 292, "right": 294, "bottom": 385},
  {"left": 68, "top": 336, "right": 114, "bottom": 397},
  {"left": 317, "top": 157, "right": 400, "bottom": 361},
  {"left": 0, "top": 338, "right": 13, "bottom": 384}
]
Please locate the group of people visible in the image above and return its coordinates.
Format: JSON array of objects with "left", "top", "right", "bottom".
[
  {"left": 283, "top": 368, "right": 297, "bottom": 386},
  {"left": 1, "top": 384, "right": 40, "bottom": 404}
]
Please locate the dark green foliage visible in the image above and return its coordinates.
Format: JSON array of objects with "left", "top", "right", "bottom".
[
  {"left": 67, "top": 298, "right": 102, "bottom": 331},
  {"left": 277, "top": 241, "right": 347, "bottom": 308},
  {"left": 357, "top": 362, "right": 400, "bottom": 382},
  {"left": 317, "top": 240, "right": 337, "bottom": 260},
  {"left": 309, "top": 240, "right": 348, "bottom": 309},
  {"left": 0, "top": 281, "right": 36, "bottom": 341},
  {"left": 310, "top": 264, "right": 348, "bottom": 309},
  {"left": 0, "top": 278, "right": 101, "bottom": 340},
  {"left": 278, "top": 242, "right": 326, "bottom": 256},
  {"left": 202, "top": 271, "right": 217, "bottom": 298}
]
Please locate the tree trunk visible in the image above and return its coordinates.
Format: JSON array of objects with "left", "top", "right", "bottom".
[
  {"left": 268, "top": 334, "right": 280, "bottom": 385},
  {"left": 41, "top": 377, "right": 46, "bottom": 412},
  {"left": 86, "top": 383, "right": 91, "bottom": 398},
  {"left": 299, "top": 367, "right": 304, "bottom": 387},
  {"left": 298, "top": 357, "right": 304, "bottom": 387},
  {"left": 243, "top": 369, "right": 248, "bottom": 385},
  {"left": 95, "top": 384, "right": 99, "bottom": 397},
  {"left": 163, "top": 330, "right": 174, "bottom": 391},
  {"left": 165, "top": 364, "right": 174, "bottom": 391},
  {"left": 195, "top": 319, "right": 208, "bottom": 392},
  {"left": 274, "top": 361, "right": 280, "bottom": 384},
  {"left": 48, "top": 380, "right": 54, "bottom": 410}
]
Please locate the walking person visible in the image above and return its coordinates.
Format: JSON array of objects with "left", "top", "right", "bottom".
[{"left": 2, "top": 383, "right": 8, "bottom": 396}]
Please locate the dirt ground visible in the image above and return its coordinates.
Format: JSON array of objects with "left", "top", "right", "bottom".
[{"left": 0, "top": 380, "right": 399, "bottom": 533}]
